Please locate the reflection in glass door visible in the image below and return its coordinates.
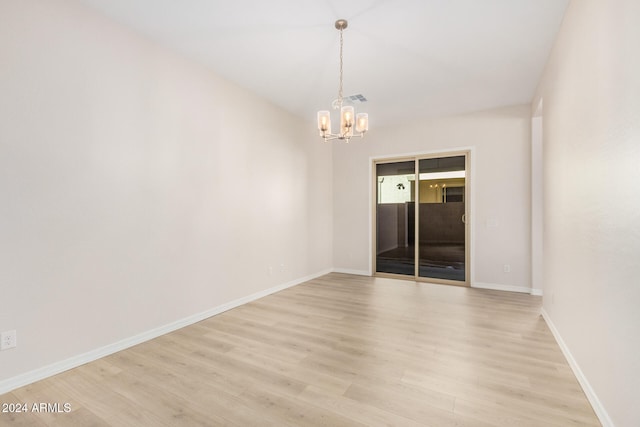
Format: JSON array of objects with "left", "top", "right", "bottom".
[
  {"left": 418, "top": 156, "right": 466, "bottom": 281},
  {"left": 375, "top": 154, "right": 468, "bottom": 284}
]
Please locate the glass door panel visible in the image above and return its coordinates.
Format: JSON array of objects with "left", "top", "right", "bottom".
[
  {"left": 375, "top": 161, "right": 416, "bottom": 276},
  {"left": 418, "top": 156, "right": 466, "bottom": 281}
]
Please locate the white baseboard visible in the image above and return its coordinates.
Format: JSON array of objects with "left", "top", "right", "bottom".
[
  {"left": 0, "top": 268, "right": 332, "bottom": 396},
  {"left": 331, "top": 268, "right": 370, "bottom": 276},
  {"left": 472, "top": 281, "right": 540, "bottom": 295},
  {"left": 541, "top": 308, "right": 614, "bottom": 427},
  {"left": 330, "top": 275, "right": 544, "bottom": 297}
]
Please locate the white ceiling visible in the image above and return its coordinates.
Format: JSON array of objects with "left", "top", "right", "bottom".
[{"left": 78, "top": 0, "right": 568, "bottom": 126}]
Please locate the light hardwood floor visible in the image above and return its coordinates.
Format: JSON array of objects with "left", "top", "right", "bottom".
[{"left": 0, "top": 273, "right": 600, "bottom": 426}]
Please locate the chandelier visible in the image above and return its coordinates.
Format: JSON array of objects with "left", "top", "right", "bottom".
[{"left": 317, "top": 19, "right": 369, "bottom": 143}]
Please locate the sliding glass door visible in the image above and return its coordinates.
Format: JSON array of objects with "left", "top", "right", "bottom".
[
  {"left": 418, "top": 156, "right": 466, "bottom": 281},
  {"left": 375, "top": 161, "right": 416, "bottom": 275},
  {"left": 375, "top": 153, "right": 468, "bottom": 285}
]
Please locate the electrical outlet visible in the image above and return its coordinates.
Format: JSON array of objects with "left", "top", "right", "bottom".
[
  {"left": 1, "top": 330, "right": 17, "bottom": 350},
  {"left": 503, "top": 264, "right": 511, "bottom": 273}
]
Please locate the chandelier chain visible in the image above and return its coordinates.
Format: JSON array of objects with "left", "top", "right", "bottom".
[{"left": 338, "top": 28, "right": 344, "bottom": 108}]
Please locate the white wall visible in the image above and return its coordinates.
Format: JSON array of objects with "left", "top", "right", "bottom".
[
  {"left": 333, "top": 105, "right": 532, "bottom": 291},
  {"left": 0, "top": 0, "right": 332, "bottom": 384},
  {"left": 534, "top": 1, "right": 640, "bottom": 426}
]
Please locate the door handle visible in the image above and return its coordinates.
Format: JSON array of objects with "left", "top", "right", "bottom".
[{"left": 462, "top": 214, "right": 466, "bottom": 224}]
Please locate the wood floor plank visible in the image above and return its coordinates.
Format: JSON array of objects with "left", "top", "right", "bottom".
[
  {"left": 0, "top": 273, "right": 601, "bottom": 426},
  {"left": 298, "top": 385, "right": 425, "bottom": 427}
]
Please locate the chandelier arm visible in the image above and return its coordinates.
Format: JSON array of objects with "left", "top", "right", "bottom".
[{"left": 320, "top": 130, "right": 365, "bottom": 143}]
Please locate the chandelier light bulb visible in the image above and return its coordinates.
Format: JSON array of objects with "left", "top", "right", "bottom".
[
  {"left": 356, "top": 113, "right": 369, "bottom": 133},
  {"left": 317, "top": 111, "right": 331, "bottom": 135},
  {"left": 341, "top": 105, "right": 354, "bottom": 138}
]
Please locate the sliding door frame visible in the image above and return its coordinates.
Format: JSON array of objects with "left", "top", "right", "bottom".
[{"left": 371, "top": 149, "right": 471, "bottom": 287}]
